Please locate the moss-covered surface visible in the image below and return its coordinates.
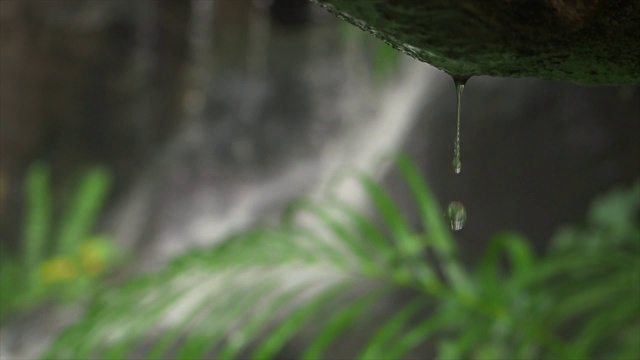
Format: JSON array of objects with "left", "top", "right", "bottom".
[{"left": 312, "top": 0, "right": 640, "bottom": 85}]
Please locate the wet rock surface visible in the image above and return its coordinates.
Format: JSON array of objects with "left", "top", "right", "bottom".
[{"left": 312, "top": 0, "right": 640, "bottom": 85}]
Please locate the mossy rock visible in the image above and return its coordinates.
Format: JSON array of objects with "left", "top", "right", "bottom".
[{"left": 312, "top": 0, "right": 640, "bottom": 85}]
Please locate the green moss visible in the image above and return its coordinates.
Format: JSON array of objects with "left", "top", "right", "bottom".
[{"left": 312, "top": 0, "right": 640, "bottom": 85}]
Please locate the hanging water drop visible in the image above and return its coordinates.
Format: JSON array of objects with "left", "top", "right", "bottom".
[
  {"left": 452, "top": 76, "right": 469, "bottom": 174},
  {"left": 447, "top": 201, "right": 467, "bottom": 231}
]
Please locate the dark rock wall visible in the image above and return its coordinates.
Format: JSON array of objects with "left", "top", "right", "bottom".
[{"left": 0, "top": 0, "right": 190, "bottom": 248}]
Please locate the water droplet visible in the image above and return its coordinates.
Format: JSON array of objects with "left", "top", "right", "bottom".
[
  {"left": 452, "top": 76, "right": 469, "bottom": 174},
  {"left": 447, "top": 201, "right": 467, "bottom": 231}
]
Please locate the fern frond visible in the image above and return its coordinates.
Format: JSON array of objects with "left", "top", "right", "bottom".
[
  {"left": 42, "top": 159, "right": 640, "bottom": 360},
  {"left": 44, "top": 155, "right": 447, "bottom": 359}
]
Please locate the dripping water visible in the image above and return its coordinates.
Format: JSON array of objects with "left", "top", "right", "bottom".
[
  {"left": 447, "top": 201, "right": 466, "bottom": 231},
  {"left": 448, "top": 75, "right": 470, "bottom": 231},
  {"left": 452, "top": 76, "right": 468, "bottom": 174}
]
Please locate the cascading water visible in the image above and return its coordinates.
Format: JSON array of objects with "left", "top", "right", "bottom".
[{"left": 107, "top": 2, "right": 442, "bottom": 267}]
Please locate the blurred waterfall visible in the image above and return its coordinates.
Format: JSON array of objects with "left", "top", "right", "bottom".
[{"left": 106, "top": 1, "right": 443, "bottom": 269}]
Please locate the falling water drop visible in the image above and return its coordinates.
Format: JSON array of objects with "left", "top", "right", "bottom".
[
  {"left": 452, "top": 76, "right": 469, "bottom": 174},
  {"left": 447, "top": 201, "right": 467, "bottom": 231}
]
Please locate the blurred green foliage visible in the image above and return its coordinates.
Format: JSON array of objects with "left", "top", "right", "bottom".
[
  {"left": 0, "top": 163, "right": 121, "bottom": 322},
  {"left": 37, "top": 155, "right": 640, "bottom": 359}
]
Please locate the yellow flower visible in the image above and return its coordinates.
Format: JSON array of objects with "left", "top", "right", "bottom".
[
  {"left": 40, "top": 257, "right": 77, "bottom": 283},
  {"left": 79, "top": 239, "right": 108, "bottom": 275}
]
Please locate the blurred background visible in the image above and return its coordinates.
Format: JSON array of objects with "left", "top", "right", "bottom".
[{"left": 0, "top": 0, "right": 638, "bottom": 358}]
